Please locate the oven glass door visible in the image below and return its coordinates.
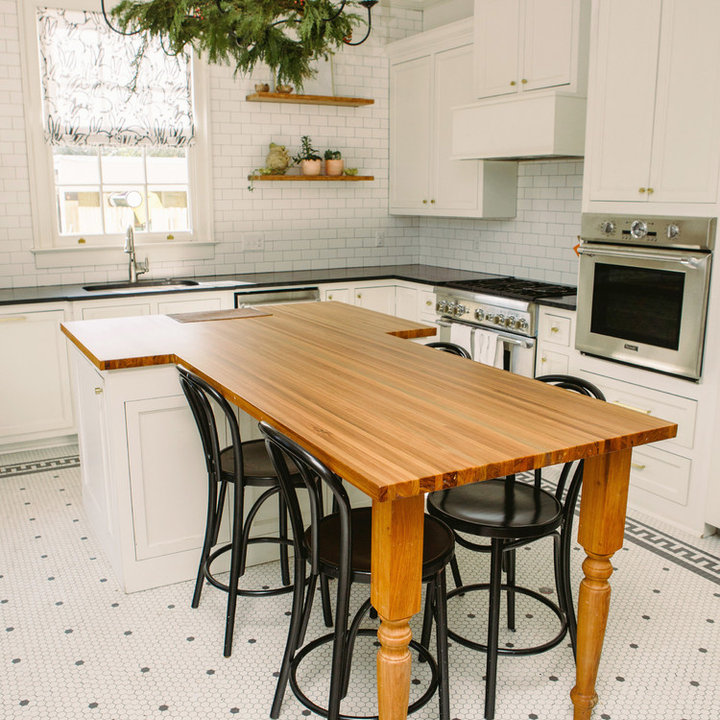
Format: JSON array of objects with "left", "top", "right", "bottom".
[{"left": 576, "top": 245, "right": 711, "bottom": 379}]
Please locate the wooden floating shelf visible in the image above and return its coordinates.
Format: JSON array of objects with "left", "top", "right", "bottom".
[
  {"left": 248, "top": 174, "right": 374, "bottom": 182},
  {"left": 245, "top": 92, "right": 374, "bottom": 107}
]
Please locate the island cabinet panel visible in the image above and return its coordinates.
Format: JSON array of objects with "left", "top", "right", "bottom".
[{"left": 0, "top": 304, "right": 74, "bottom": 444}]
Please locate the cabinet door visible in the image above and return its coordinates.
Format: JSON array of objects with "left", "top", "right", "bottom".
[
  {"left": 522, "top": 0, "right": 575, "bottom": 91},
  {"left": 389, "top": 56, "right": 432, "bottom": 212},
  {"left": 80, "top": 300, "right": 152, "bottom": 320},
  {"left": 322, "top": 287, "right": 351, "bottom": 303},
  {"left": 432, "top": 44, "right": 484, "bottom": 212},
  {"left": 354, "top": 286, "right": 396, "bottom": 315},
  {"left": 474, "top": 0, "right": 521, "bottom": 98},
  {"left": 0, "top": 308, "right": 74, "bottom": 441},
  {"left": 587, "top": 0, "right": 661, "bottom": 202},
  {"left": 648, "top": 0, "right": 720, "bottom": 204},
  {"left": 395, "top": 286, "right": 419, "bottom": 322},
  {"left": 156, "top": 295, "right": 224, "bottom": 315}
]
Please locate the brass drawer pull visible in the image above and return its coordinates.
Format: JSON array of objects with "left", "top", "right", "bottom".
[
  {"left": 631, "top": 462, "right": 647, "bottom": 471},
  {"left": 610, "top": 399, "right": 652, "bottom": 415}
]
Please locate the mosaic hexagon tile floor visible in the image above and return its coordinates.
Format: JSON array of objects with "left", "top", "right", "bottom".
[{"left": 1, "top": 445, "right": 719, "bottom": 720}]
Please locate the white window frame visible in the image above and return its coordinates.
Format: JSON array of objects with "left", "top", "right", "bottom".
[{"left": 19, "top": 0, "right": 215, "bottom": 269}]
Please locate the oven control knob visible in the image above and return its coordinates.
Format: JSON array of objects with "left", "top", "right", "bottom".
[
  {"left": 446, "top": 302, "right": 457, "bottom": 314},
  {"left": 600, "top": 220, "right": 615, "bottom": 235},
  {"left": 630, "top": 219, "right": 648, "bottom": 239},
  {"left": 505, "top": 316, "right": 516, "bottom": 328},
  {"left": 493, "top": 314, "right": 504, "bottom": 325},
  {"left": 436, "top": 300, "right": 447, "bottom": 313},
  {"left": 516, "top": 318, "right": 529, "bottom": 332},
  {"left": 667, "top": 224, "right": 680, "bottom": 239},
  {"left": 475, "top": 308, "right": 485, "bottom": 322},
  {"left": 455, "top": 304, "right": 467, "bottom": 317}
]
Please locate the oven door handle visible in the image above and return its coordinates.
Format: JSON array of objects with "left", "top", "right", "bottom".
[{"left": 577, "top": 245, "right": 704, "bottom": 268}]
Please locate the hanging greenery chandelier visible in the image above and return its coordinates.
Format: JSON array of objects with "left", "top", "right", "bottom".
[{"left": 103, "top": 0, "right": 379, "bottom": 90}]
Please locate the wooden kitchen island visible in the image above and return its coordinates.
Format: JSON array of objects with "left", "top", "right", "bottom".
[{"left": 62, "top": 302, "right": 677, "bottom": 720}]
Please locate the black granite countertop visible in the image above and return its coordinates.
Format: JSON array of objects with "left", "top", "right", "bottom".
[
  {"left": 0, "top": 264, "right": 510, "bottom": 306},
  {"left": 0, "top": 264, "right": 577, "bottom": 308}
]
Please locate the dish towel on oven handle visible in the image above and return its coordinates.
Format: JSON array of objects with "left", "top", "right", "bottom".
[
  {"left": 473, "top": 328, "right": 504, "bottom": 369},
  {"left": 449, "top": 322, "right": 473, "bottom": 358}
]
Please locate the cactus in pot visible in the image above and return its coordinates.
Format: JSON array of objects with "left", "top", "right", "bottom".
[{"left": 324, "top": 149, "right": 344, "bottom": 176}]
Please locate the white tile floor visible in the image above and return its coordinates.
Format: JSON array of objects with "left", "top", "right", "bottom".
[{"left": 1, "top": 445, "right": 719, "bottom": 720}]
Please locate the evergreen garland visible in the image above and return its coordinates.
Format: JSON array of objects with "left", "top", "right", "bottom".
[{"left": 111, "top": 0, "right": 366, "bottom": 89}]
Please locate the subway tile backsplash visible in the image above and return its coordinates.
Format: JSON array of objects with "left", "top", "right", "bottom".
[{"left": 1, "top": 2, "right": 580, "bottom": 290}]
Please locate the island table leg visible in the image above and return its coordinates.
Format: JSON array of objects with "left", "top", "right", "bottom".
[
  {"left": 571, "top": 448, "right": 632, "bottom": 719},
  {"left": 371, "top": 495, "right": 425, "bottom": 720}
]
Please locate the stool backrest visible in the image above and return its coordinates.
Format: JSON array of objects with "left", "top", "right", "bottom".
[
  {"left": 259, "top": 422, "right": 352, "bottom": 587},
  {"left": 177, "top": 366, "right": 244, "bottom": 485},
  {"left": 426, "top": 341, "right": 472, "bottom": 359},
  {"left": 534, "top": 375, "right": 606, "bottom": 521}
]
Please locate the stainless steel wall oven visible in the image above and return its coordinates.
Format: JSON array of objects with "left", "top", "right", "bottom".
[{"left": 576, "top": 214, "right": 715, "bottom": 380}]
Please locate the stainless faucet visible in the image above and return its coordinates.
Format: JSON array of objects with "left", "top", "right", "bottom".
[{"left": 123, "top": 226, "right": 149, "bottom": 283}]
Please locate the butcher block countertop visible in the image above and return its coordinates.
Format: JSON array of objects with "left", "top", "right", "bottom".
[{"left": 61, "top": 302, "right": 676, "bottom": 503}]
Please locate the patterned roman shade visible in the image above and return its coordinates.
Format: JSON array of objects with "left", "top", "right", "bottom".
[{"left": 37, "top": 7, "right": 195, "bottom": 147}]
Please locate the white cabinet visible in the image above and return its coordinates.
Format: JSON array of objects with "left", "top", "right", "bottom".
[
  {"left": 535, "top": 306, "right": 578, "bottom": 376},
  {"left": 474, "top": 0, "right": 588, "bottom": 99},
  {"left": 0, "top": 304, "right": 74, "bottom": 445},
  {"left": 585, "top": 0, "right": 720, "bottom": 209},
  {"left": 354, "top": 285, "right": 396, "bottom": 315},
  {"left": 388, "top": 21, "right": 518, "bottom": 218}
]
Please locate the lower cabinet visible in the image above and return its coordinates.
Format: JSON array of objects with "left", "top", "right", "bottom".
[
  {"left": 0, "top": 304, "right": 74, "bottom": 445},
  {"left": 535, "top": 306, "right": 578, "bottom": 376}
]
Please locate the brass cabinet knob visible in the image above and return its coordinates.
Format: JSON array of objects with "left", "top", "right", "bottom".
[
  {"left": 357, "top": 293, "right": 362, "bottom": 299},
  {"left": 94, "top": 387, "right": 103, "bottom": 395},
  {"left": 550, "top": 325, "right": 559, "bottom": 333},
  {"left": 647, "top": 187, "right": 654, "bottom": 194},
  {"left": 328, "top": 294, "right": 333, "bottom": 300},
  {"left": 425, "top": 300, "right": 432, "bottom": 306},
  {"left": 422, "top": 199, "right": 428, "bottom": 204},
  {"left": 510, "top": 80, "right": 517, "bottom": 86},
  {"left": 639, "top": 187, "right": 646, "bottom": 193},
  {"left": 521, "top": 78, "right": 528, "bottom": 84},
  {"left": 430, "top": 199, "right": 436, "bottom": 204}
]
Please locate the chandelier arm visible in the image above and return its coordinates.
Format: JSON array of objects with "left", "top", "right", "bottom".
[
  {"left": 343, "top": 3, "right": 373, "bottom": 46},
  {"left": 323, "top": 0, "right": 349, "bottom": 23},
  {"left": 100, "top": 0, "right": 143, "bottom": 35}
]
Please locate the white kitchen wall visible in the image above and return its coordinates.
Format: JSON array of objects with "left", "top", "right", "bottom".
[
  {"left": 417, "top": 159, "right": 584, "bottom": 286},
  {"left": 0, "top": 2, "right": 583, "bottom": 290}
]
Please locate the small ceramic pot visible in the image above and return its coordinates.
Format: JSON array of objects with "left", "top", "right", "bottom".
[
  {"left": 275, "top": 84, "right": 293, "bottom": 94},
  {"left": 255, "top": 83, "right": 270, "bottom": 93},
  {"left": 301, "top": 159, "right": 323, "bottom": 176},
  {"left": 325, "top": 159, "right": 344, "bottom": 177}
]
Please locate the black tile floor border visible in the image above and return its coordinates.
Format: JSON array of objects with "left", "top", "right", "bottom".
[{"left": 0, "top": 454, "right": 81, "bottom": 477}]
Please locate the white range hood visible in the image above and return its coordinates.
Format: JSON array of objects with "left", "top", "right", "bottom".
[{"left": 451, "top": 92, "right": 587, "bottom": 160}]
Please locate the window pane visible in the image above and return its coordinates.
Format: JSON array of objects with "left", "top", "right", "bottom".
[
  {"left": 103, "top": 188, "right": 147, "bottom": 234},
  {"left": 148, "top": 188, "right": 189, "bottom": 232},
  {"left": 100, "top": 148, "right": 144, "bottom": 184},
  {"left": 147, "top": 148, "right": 188, "bottom": 184},
  {"left": 53, "top": 147, "right": 100, "bottom": 185},
  {"left": 57, "top": 188, "right": 102, "bottom": 234}
]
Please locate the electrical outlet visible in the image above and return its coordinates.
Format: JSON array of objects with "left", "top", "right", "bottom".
[
  {"left": 244, "top": 232, "right": 264, "bottom": 251},
  {"left": 473, "top": 238, "right": 482, "bottom": 252},
  {"left": 375, "top": 231, "right": 385, "bottom": 247}
]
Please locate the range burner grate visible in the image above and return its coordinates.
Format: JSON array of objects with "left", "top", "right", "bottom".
[{"left": 446, "top": 277, "right": 576, "bottom": 300}]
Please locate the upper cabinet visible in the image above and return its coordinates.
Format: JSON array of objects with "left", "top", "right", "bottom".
[
  {"left": 584, "top": 0, "right": 720, "bottom": 211},
  {"left": 474, "top": 0, "right": 589, "bottom": 100},
  {"left": 387, "top": 22, "right": 518, "bottom": 218}
]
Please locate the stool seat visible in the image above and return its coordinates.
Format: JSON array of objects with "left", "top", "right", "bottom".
[
  {"left": 428, "top": 479, "right": 562, "bottom": 539},
  {"left": 220, "top": 440, "right": 300, "bottom": 484},
  {"left": 310, "top": 507, "right": 455, "bottom": 583}
]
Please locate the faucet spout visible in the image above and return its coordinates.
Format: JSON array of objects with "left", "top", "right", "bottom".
[{"left": 124, "top": 225, "right": 149, "bottom": 283}]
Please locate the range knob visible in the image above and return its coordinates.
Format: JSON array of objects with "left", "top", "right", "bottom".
[
  {"left": 516, "top": 318, "right": 529, "bottom": 332},
  {"left": 505, "top": 315, "right": 516, "bottom": 328},
  {"left": 454, "top": 304, "right": 467, "bottom": 317},
  {"left": 667, "top": 224, "right": 680, "bottom": 239},
  {"left": 630, "top": 219, "right": 648, "bottom": 239},
  {"left": 493, "top": 314, "right": 504, "bottom": 325},
  {"left": 474, "top": 308, "right": 485, "bottom": 322},
  {"left": 600, "top": 220, "right": 615, "bottom": 235},
  {"left": 436, "top": 299, "right": 447, "bottom": 313},
  {"left": 446, "top": 301, "right": 457, "bottom": 315}
]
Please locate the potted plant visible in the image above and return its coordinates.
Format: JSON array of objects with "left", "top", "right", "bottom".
[
  {"left": 324, "top": 149, "right": 344, "bottom": 176},
  {"left": 293, "top": 136, "right": 323, "bottom": 176}
]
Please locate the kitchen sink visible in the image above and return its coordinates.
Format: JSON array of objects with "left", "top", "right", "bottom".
[{"left": 83, "top": 279, "right": 200, "bottom": 292}]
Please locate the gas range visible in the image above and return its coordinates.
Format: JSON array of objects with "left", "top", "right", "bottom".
[{"left": 435, "top": 277, "right": 576, "bottom": 337}]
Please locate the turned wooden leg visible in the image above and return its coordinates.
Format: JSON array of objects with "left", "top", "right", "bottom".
[
  {"left": 570, "top": 449, "right": 632, "bottom": 720},
  {"left": 371, "top": 495, "right": 425, "bottom": 720}
]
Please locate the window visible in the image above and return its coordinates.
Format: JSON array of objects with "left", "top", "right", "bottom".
[{"left": 20, "top": 1, "right": 213, "bottom": 267}]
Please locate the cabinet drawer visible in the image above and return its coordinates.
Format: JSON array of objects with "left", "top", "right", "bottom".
[
  {"left": 538, "top": 312, "right": 571, "bottom": 346},
  {"left": 629, "top": 445, "right": 691, "bottom": 506},
  {"left": 580, "top": 371, "right": 696, "bottom": 450},
  {"left": 537, "top": 347, "right": 569, "bottom": 375}
]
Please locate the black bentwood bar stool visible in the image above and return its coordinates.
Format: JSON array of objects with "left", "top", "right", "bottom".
[
  {"left": 179, "top": 367, "right": 327, "bottom": 657},
  {"left": 260, "top": 421, "right": 455, "bottom": 720},
  {"left": 425, "top": 341, "right": 472, "bottom": 359},
  {"left": 426, "top": 375, "right": 605, "bottom": 720}
]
